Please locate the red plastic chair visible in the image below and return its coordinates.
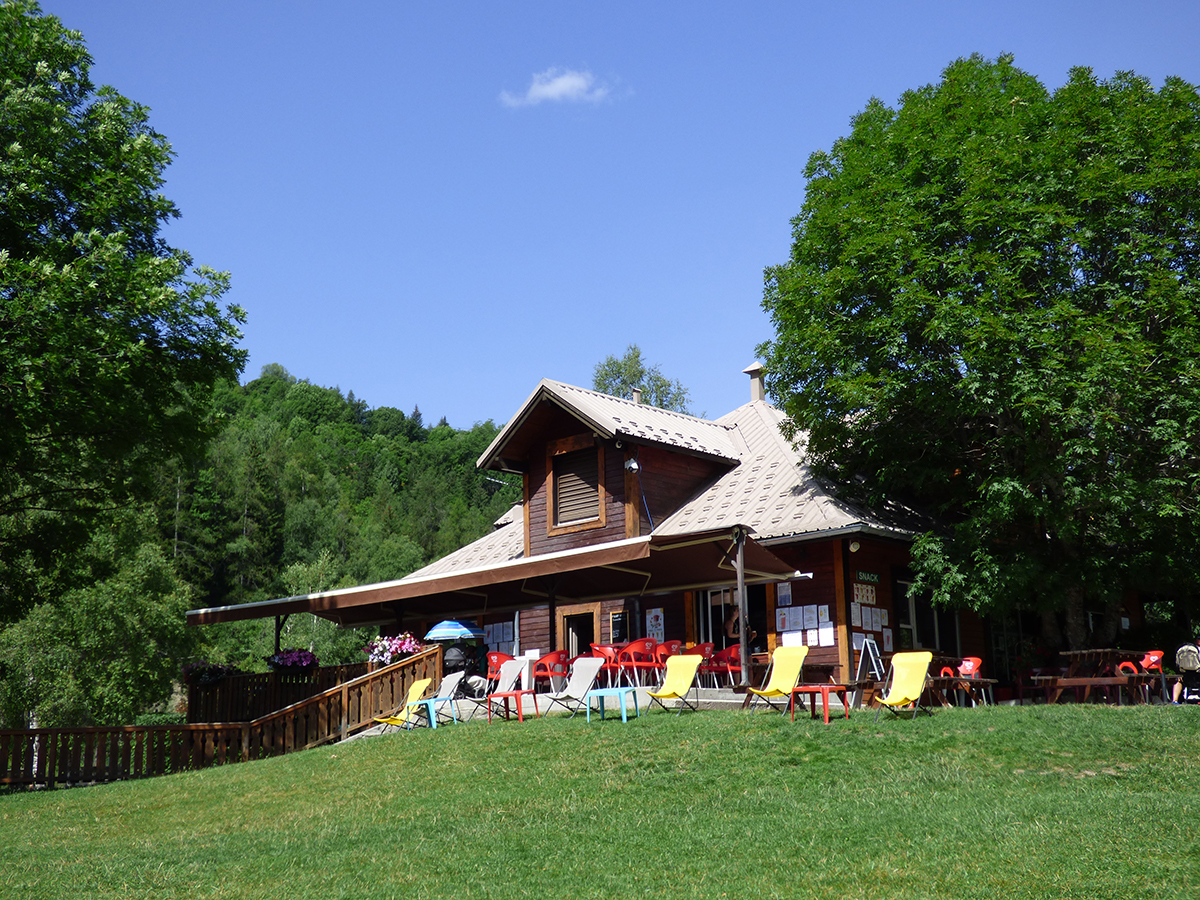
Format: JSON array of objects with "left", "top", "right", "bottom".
[
  {"left": 532, "top": 650, "right": 569, "bottom": 692},
  {"left": 486, "top": 651, "right": 515, "bottom": 690},
  {"left": 700, "top": 644, "right": 740, "bottom": 688},
  {"left": 660, "top": 640, "right": 683, "bottom": 657},
  {"left": 590, "top": 643, "right": 622, "bottom": 687},
  {"left": 1116, "top": 660, "right": 1149, "bottom": 703},
  {"left": 950, "top": 657, "right": 988, "bottom": 710},
  {"left": 1141, "top": 650, "right": 1165, "bottom": 701},
  {"left": 655, "top": 642, "right": 679, "bottom": 668},
  {"left": 617, "top": 638, "right": 660, "bottom": 686}
]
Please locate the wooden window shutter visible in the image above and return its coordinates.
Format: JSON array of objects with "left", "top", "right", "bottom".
[{"left": 554, "top": 448, "right": 599, "bottom": 524}]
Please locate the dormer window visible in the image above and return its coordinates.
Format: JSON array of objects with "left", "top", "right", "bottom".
[
  {"left": 547, "top": 435, "right": 606, "bottom": 534},
  {"left": 555, "top": 448, "right": 599, "bottom": 523}
]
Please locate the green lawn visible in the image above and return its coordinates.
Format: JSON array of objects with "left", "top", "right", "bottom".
[{"left": 3, "top": 704, "right": 1198, "bottom": 899}]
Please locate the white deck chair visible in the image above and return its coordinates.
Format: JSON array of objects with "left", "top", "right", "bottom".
[
  {"left": 463, "top": 659, "right": 523, "bottom": 720},
  {"left": 427, "top": 670, "right": 466, "bottom": 725},
  {"left": 543, "top": 657, "right": 605, "bottom": 718}
]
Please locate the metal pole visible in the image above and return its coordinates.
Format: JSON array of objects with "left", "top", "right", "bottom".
[{"left": 736, "top": 528, "right": 750, "bottom": 687}]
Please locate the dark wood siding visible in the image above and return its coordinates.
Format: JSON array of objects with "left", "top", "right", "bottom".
[
  {"left": 530, "top": 436, "right": 628, "bottom": 556},
  {"left": 517, "top": 606, "right": 551, "bottom": 656},
  {"left": 634, "top": 444, "right": 729, "bottom": 534}
]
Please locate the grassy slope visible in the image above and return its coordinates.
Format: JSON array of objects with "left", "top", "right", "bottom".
[{"left": 2, "top": 705, "right": 1198, "bottom": 900}]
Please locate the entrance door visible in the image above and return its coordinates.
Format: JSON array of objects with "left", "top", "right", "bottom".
[
  {"left": 555, "top": 601, "right": 601, "bottom": 657},
  {"left": 564, "top": 613, "right": 595, "bottom": 658},
  {"left": 706, "top": 586, "right": 767, "bottom": 651}
]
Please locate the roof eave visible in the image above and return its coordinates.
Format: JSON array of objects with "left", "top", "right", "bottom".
[{"left": 477, "top": 381, "right": 617, "bottom": 472}]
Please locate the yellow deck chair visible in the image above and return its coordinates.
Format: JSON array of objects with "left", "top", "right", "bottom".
[
  {"left": 747, "top": 645, "right": 809, "bottom": 714},
  {"left": 874, "top": 651, "right": 933, "bottom": 721},
  {"left": 374, "top": 677, "right": 433, "bottom": 731},
  {"left": 647, "top": 654, "right": 703, "bottom": 715}
]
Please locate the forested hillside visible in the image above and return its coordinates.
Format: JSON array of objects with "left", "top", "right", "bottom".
[{"left": 166, "top": 364, "right": 520, "bottom": 675}]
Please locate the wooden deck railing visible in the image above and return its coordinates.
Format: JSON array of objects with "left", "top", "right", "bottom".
[
  {"left": 0, "top": 647, "right": 441, "bottom": 789},
  {"left": 187, "top": 662, "right": 370, "bottom": 723}
]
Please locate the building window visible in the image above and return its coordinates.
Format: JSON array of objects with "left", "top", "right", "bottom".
[
  {"left": 546, "top": 435, "right": 606, "bottom": 535},
  {"left": 554, "top": 448, "right": 599, "bottom": 524}
]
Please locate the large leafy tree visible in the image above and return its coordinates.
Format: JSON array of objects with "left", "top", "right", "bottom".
[
  {"left": 759, "top": 55, "right": 1200, "bottom": 647},
  {"left": 593, "top": 343, "right": 694, "bottom": 414},
  {"left": 0, "top": 0, "right": 246, "bottom": 621}
]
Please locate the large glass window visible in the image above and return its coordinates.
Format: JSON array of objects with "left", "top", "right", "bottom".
[{"left": 895, "top": 578, "right": 959, "bottom": 655}]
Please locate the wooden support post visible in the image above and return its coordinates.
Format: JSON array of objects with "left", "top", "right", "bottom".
[{"left": 736, "top": 527, "right": 750, "bottom": 687}]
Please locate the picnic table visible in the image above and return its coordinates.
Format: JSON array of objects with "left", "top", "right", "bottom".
[
  {"left": 1030, "top": 649, "right": 1160, "bottom": 705},
  {"left": 923, "top": 674, "right": 999, "bottom": 708}
]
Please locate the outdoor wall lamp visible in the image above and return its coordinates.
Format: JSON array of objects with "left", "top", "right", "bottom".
[
  {"left": 624, "top": 459, "right": 640, "bottom": 473},
  {"left": 849, "top": 541, "right": 861, "bottom": 552}
]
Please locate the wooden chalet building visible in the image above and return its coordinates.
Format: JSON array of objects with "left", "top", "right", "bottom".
[{"left": 189, "top": 365, "right": 993, "bottom": 684}]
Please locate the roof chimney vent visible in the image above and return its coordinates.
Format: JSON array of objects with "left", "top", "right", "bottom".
[
  {"left": 631, "top": 387, "right": 643, "bottom": 405},
  {"left": 743, "top": 362, "right": 765, "bottom": 402}
]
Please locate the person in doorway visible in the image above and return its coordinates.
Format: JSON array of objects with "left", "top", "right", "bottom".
[
  {"left": 1172, "top": 631, "right": 1200, "bottom": 704},
  {"left": 724, "top": 606, "right": 757, "bottom": 647}
]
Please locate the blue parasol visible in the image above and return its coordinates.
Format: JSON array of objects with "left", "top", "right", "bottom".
[{"left": 424, "top": 619, "right": 486, "bottom": 642}]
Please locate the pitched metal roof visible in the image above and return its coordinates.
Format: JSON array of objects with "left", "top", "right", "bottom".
[
  {"left": 478, "top": 379, "right": 741, "bottom": 471},
  {"left": 654, "top": 399, "right": 913, "bottom": 543},
  {"left": 413, "top": 504, "right": 526, "bottom": 576}
]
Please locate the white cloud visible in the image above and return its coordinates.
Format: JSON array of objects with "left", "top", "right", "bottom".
[{"left": 499, "top": 67, "right": 610, "bottom": 108}]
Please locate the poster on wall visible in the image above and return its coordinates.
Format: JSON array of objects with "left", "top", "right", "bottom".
[
  {"left": 818, "top": 622, "right": 835, "bottom": 647},
  {"left": 817, "top": 605, "right": 830, "bottom": 623},
  {"left": 852, "top": 632, "right": 866, "bottom": 650},
  {"left": 853, "top": 583, "right": 877, "bottom": 605},
  {"left": 777, "top": 581, "right": 792, "bottom": 607},
  {"left": 806, "top": 629, "right": 819, "bottom": 646},
  {"left": 646, "top": 608, "right": 665, "bottom": 642},
  {"left": 777, "top": 607, "right": 802, "bottom": 633},
  {"left": 882, "top": 628, "right": 894, "bottom": 652},
  {"left": 803, "top": 605, "right": 819, "bottom": 630},
  {"left": 850, "top": 602, "right": 862, "bottom": 627},
  {"left": 873, "top": 607, "right": 884, "bottom": 632}
]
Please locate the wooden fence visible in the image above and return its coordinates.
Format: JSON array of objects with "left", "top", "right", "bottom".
[
  {"left": 187, "top": 663, "right": 369, "bottom": 723},
  {"left": 0, "top": 647, "right": 441, "bottom": 789}
]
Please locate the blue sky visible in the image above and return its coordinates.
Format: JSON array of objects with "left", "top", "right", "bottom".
[{"left": 40, "top": 1, "right": 1200, "bottom": 427}]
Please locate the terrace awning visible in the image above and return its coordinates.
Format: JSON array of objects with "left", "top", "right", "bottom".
[{"left": 185, "top": 528, "right": 801, "bottom": 629}]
